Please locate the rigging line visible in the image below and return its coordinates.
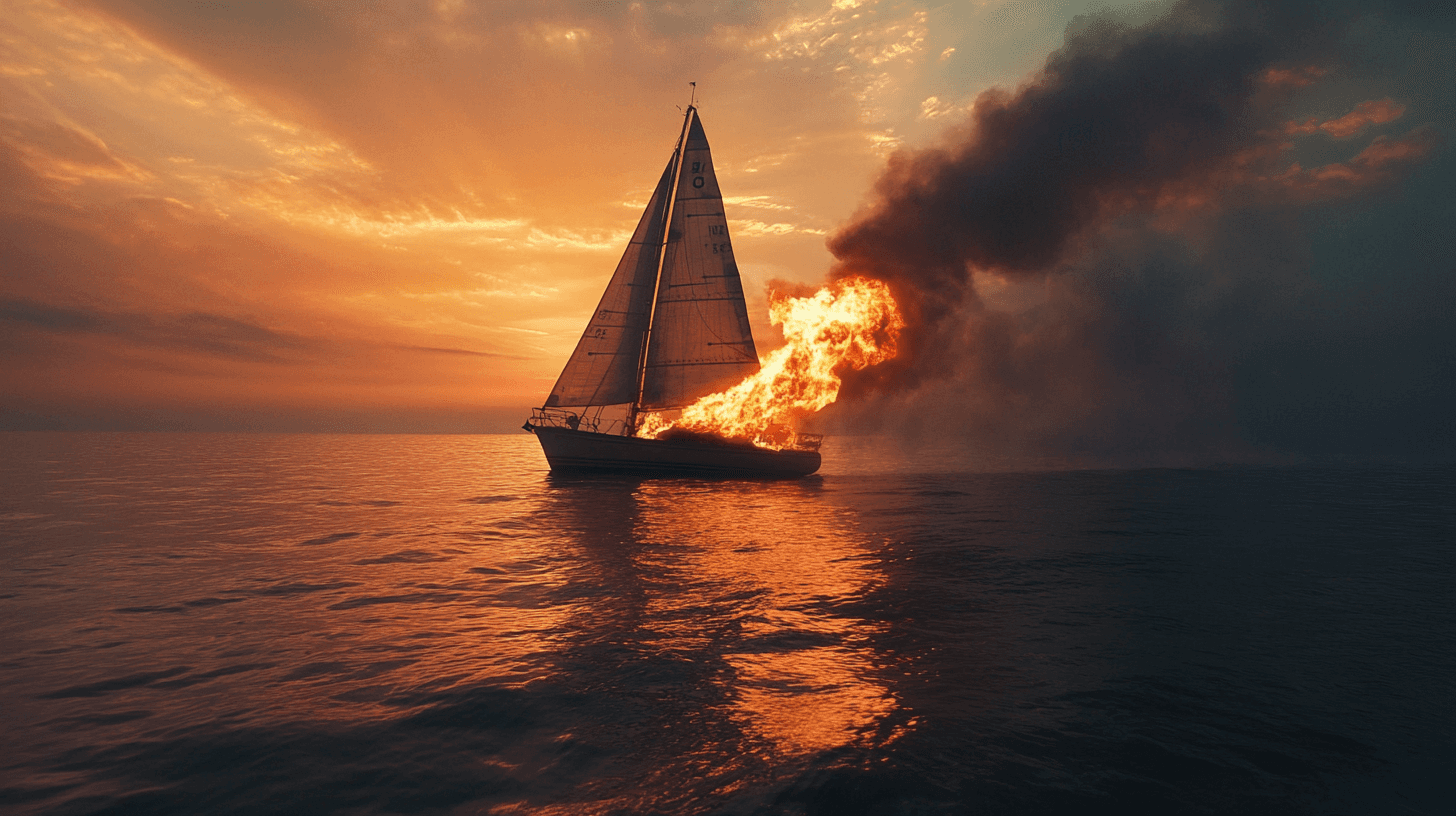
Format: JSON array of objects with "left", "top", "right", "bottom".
[{"left": 632, "top": 103, "right": 695, "bottom": 428}]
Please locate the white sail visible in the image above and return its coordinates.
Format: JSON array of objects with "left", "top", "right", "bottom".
[
  {"left": 639, "top": 111, "right": 759, "bottom": 409},
  {"left": 545, "top": 160, "right": 674, "bottom": 408}
]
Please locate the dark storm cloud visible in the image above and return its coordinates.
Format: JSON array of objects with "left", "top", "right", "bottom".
[
  {"left": 0, "top": 300, "right": 519, "bottom": 364},
  {"left": 823, "top": 0, "right": 1455, "bottom": 463},
  {"left": 837, "top": 5, "right": 1260, "bottom": 276},
  {"left": 1, "top": 297, "right": 309, "bottom": 363},
  {"left": 395, "top": 344, "right": 524, "bottom": 360}
]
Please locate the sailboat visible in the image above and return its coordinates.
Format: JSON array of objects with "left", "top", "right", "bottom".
[{"left": 523, "top": 104, "right": 821, "bottom": 477}]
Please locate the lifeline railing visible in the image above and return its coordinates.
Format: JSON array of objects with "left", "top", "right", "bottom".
[
  {"left": 524, "top": 408, "right": 632, "bottom": 436},
  {"left": 525, "top": 407, "right": 823, "bottom": 452}
]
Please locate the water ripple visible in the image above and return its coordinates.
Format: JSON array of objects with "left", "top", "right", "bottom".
[{"left": 0, "top": 434, "right": 1450, "bottom": 814}]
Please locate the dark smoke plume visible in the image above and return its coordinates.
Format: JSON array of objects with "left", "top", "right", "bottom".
[
  {"left": 822, "top": 0, "right": 1454, "bottom": 463},
  {"left": 833, "top": 0, "right": 1305, "bottom": 384}
]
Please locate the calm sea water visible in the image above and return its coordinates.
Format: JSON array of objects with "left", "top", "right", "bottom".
[{"left": 1, "top": 433, "right": 1451, "bottom": 815}]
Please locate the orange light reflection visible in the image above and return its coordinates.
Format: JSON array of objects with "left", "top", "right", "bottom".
[{"left": 631, "top": 480, "right": 901, "bottom": 759}]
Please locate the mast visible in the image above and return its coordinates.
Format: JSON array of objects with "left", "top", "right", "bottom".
[{"left": 628, "top": 103, "right": 696, "bottom": 433}]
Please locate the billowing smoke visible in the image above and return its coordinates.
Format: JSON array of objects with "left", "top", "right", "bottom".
[{"left": 821, "top": 0, "right": 1453, "bottom": 465}]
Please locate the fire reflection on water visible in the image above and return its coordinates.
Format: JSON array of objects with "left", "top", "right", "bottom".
[
  {"left": 4, "top": 435, "right": 915, "bottom": 814},
  {"left": 545, "top": 476, "right": 902, "bottom": 763},
  {"left": 725, "top": 646, "right": 898, "bottom": 756},
  {"left": 7, "top": 435, "right": 1448, "bottom": 815}
]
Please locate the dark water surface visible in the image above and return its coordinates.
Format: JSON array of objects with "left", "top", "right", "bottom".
[{"left": 1, "top": 433, "right": 1451, "bottom": 815}]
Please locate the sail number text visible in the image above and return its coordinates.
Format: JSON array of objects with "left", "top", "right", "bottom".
[{"left": 708, "top": 224, "right": 730, "bottom": 254}]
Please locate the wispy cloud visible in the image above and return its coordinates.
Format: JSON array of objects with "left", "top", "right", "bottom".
[
  {"left": 736, "top": 220, "right": 827, "bottom": 237},
  {"left": 725, "top": 195, "right": 795, "bottom": 211},
  {"left": 1285, "top": 98, "right": 1407, "bottom": 139}
]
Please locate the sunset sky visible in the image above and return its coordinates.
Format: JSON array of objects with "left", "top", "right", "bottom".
[{"left": 2, "top": 1, "right": 1452, "bottom": 462}]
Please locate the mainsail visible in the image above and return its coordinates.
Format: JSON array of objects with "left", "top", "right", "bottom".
[
  {"left": 545, "top": 160, "right": 674, "bottom": 408},
  {"left": 640, "top": 112, "right": 759, "bottom": 409}
]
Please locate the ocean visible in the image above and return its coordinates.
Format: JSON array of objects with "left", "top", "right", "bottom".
[{"left": 1, "top": 432, "right": 1451, "bottom": 815}]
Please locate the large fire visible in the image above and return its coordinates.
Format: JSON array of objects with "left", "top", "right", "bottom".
[{"left": 637, "top": 276, "right": 903, "bottom": 449}]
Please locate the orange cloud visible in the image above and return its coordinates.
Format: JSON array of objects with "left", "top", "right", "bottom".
[
  {"left": 1267, "top": 126, "right": 1439, "bottom": 199},
  {"left": 1287, "top": 98, "right": 1407, "bottom": 139},
  {"left": 1151, "top": 125, "right": 1442, "bottom": 213},
  {"left": 1321, "top": 98, "right": 1407, "bottom": 138},
  {"left": 1259, "top": 65, "right": 1327, "bottom": 88}
]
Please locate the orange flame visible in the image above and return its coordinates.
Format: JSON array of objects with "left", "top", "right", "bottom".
[{"left": 637, "top": 276, "right": 903, "bottom": 449}]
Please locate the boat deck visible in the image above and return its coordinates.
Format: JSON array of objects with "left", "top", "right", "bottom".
[{"left": 530, "top": 425, "right": 820, "bottom": 478}]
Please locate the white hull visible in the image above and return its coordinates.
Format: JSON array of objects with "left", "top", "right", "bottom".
[{"left": 532, "top": 426, "right": 819, "bottom": 478}]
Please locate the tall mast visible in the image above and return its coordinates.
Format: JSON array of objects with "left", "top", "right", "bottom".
[{"left": 628, "top": 103, "right": 695, "bottom": 433}]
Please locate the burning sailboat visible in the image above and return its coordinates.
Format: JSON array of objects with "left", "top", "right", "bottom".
[{"left": 523, "top": 103, "right": 900, "bottom": 477}]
